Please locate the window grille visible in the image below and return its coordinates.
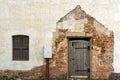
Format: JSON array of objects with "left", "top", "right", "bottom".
[{"left": 12, "top": 35, "right": 29, "bottom": 60}]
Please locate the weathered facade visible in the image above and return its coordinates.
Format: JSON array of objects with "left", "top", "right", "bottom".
[
  {"left": 0, "top": 0, "right": 119, "bottom": 79},
  {"left": 51, "top": 5, "right": 114, "bottom": 79}
]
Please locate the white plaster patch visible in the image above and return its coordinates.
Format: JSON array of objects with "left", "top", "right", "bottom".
[
  {"left": 114, "top": 6, "right": 120, "bottom": 21},
  {"left": 113, "top": 38, "right": 120, "bottom": 72},
  {"left": 0, "top": 0, "right": 119, "bottom": 72}
]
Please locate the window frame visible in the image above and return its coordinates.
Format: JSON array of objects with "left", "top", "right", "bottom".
[{"left": 12, "top": 35, "right": 29, "bottom": 61}]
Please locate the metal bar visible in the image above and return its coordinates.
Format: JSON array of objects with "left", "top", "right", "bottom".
[{"left": 46, "top": 58, "right": 50, "bottom": 80}]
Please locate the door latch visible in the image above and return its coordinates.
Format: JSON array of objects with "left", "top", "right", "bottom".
[{"left": 87, "top": 68, "right": 90, "bottom": 72}]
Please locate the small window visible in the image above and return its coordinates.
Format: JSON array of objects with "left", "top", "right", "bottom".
[{"left": 12, "top": 35, "right": 29, "bottom": 60}]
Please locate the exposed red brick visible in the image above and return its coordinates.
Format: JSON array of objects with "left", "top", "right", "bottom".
[{"left": 51, "top": 16, "right": 114, "bottom": 79}]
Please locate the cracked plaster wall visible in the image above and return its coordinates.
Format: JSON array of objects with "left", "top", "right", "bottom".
[
  {"left": 51, "top": 5, "right": 114, "bottom": 79},
  {"left": 0, "top": 0, "right": 119, "bottom": 74}
]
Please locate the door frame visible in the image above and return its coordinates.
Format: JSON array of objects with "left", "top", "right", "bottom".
[{"left": 67, "top": 36, "right": 92, "bottom": 79}]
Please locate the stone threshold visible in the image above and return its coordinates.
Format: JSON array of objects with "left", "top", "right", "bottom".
[{"left": 71, "top": 75, "right": 88, "bottom": 79}]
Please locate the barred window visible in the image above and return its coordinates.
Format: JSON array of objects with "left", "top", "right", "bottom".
[{"left": 12, "top": 35, "right": 29, "bottom": 60}]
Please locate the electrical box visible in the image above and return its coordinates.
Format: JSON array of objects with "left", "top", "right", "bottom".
[{"left": 44, "top": 45, "right": 52, "bottom": 58}]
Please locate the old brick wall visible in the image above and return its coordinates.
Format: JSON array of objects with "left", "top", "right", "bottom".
[
  {"left": 0, "top": 66, "right": 45, "bottom": 79},
  {"left": 51, "top": 5, "right": 114, "bottom": 79},
  {"left": 0, "top": 3, "right": 114, "bottom": 79}
]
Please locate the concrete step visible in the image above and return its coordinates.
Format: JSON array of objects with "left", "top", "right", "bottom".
[
  {"left": 69, "top": 76, "right": 88, "bottom": 80},
  {"left": 109, "top": 73, "right": 120, "bottom": 80}
]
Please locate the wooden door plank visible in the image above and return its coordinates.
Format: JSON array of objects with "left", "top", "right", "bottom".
[{"left": 68, "top": 38, "right": 90, "bottom": 77}]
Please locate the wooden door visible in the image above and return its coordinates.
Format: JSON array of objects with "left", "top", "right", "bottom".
[{"left": 68, "top": 38, "right": 90, "bottom": 77}]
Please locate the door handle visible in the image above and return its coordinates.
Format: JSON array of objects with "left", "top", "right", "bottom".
[
  {"left": 88, "top": 46, "right": 90, "bottom": 50},
  {"left": 87, "top": 68, "right": 90, "bottom": 72},
  {"left": 71, "top": 58, "right": 74, "bottom": 60}
]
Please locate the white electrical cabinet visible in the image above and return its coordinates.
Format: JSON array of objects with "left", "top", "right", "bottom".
[{"left": 44, "top": 45, "right": 52, "bottom": 58}]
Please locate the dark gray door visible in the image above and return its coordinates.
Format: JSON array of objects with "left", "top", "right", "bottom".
[{"left": 68, "top": 38, "right": 90, "bottom": 77}]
